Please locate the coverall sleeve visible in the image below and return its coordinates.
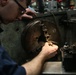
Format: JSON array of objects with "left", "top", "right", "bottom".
[{"left": 0, "top": 46, "right": 26, "bottom": 75}]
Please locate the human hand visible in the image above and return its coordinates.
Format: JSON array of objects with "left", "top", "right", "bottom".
[
  {"left": 40, "top": 42, "right": 58, "bottom": 59},
  {"left": 19, "top": 8, "right": 36, "bottom": 20}
]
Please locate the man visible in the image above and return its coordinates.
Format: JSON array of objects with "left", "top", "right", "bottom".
[{"left": 0, "top": 0, "right": 58, "bottom": 75}]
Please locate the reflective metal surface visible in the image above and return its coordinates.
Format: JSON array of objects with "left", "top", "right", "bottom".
[{"left": 21, "top": 19, "right": 61, "bottom": 60}]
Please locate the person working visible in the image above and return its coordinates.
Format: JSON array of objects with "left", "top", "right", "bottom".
[{"left": 0, "top": 0, "right": 58, "bottom": 75}]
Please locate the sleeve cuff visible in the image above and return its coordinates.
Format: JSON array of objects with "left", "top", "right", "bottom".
[{"left": 13, "top": 66, "right": 26, "bottom": 75}]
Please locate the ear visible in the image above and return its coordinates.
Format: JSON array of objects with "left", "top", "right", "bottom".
[{"left": 0, "top": 0, "right": 8, "bottom": 6}]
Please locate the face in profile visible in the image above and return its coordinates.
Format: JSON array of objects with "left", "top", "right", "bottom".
[{"left": 0, "top": 0, "right": 26, "bottom": 24}]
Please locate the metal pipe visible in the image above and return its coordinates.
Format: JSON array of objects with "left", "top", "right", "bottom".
[{"left": 36, "top": 0, "right": 44, "bottom": 13}]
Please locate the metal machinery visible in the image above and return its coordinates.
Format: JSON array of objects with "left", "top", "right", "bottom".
[
  {"left": 21, "top": 10, "right": 76, "bottom": 72},
  {"left": 21, "top": 0, "right": 76, "bottom": 72},
  {"left": 21, "top": 15, "right": 61, "bottom": 60}
]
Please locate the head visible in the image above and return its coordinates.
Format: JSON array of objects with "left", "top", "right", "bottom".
[{"left": 0, "top": 0, "right": 31, "bottom": 24}]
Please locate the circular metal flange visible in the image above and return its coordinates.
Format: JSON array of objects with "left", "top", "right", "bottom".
[{"left": 21, "top": 19, "right": 61, "bottom": 60}]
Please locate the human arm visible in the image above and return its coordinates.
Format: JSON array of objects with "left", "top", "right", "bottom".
[{"left": 22, "top": 42, "right": 58, "bottom": 75}]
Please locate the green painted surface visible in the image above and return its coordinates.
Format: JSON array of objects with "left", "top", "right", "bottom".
[{"left": 0, "top": 21, "right": 27, "bottom": 65}]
